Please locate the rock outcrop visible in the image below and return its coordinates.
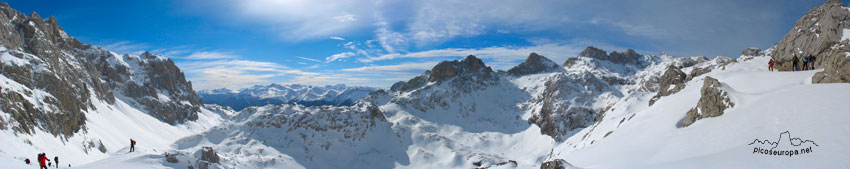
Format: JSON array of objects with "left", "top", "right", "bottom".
[
  {"left": 396, "top": 55, "right": 497, "bottom": 93},
  {"left": 566, "top": 46, "right": 642, "bottom": 66},
  {"left": 528, "top": 72, "right": 615, "bottom": 141},
  {"left": 540, "top": 159, "right": 573, "bottom": 169},
  {"left": 681, "top": 76, "right": 735, "bottom": 127},
  {"left": 507, "top": 53, "right": 563, "bottom": 76},
  {"left": 741, "top": 47, "right": 764, "bottom": 56},
  {"left": 649, "top": 65, "right": 687, "bottom": 106},
  {"left": 200, "top": 147, "right": 220, "bottom": 164},
  {"left": 770, "top": 0, "right": 850, "bottom": 83}
]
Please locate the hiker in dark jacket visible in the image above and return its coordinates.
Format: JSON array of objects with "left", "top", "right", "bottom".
[
  {"left": 810, "top": 55, "right": 816, "bottom": 69},
  {"left": 792, "top": 55, "right": 799, "bottom": 71},
  {"left": 54, "top": 156, "right": 59, "bottom": 168},
  {"left": 130, "top": 138, "right": 136, "bottom": 152}
]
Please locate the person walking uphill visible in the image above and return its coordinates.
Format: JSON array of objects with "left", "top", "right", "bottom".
[
  {"left": 38, "top": 153, "right": 50, "bottom": 169},
  {"left": 54, "top": 156, "right": 59, "bottom": 168},
  {"left": 130, "top": 138, "right": 136, "bottom": 152},
  {"left": 768, "top": 58, "right": 775, "bottom": 71},
  {"left": 792, "top": 55, "right": 800, "bottom": 71}
]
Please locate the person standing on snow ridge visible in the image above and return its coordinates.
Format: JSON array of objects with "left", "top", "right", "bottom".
[
  {"left": 54, "top": 156, "right": 59, "bottom": 168},
  {"left": 38, "top": 153, "right": 50, "bottom": 169},
  {"left": 768, "top": 58, "right": 775, "bottom": 71},
  {"left": 792, "top": 55, "right": 799, "bottom": 71},
  {"left": 809, "top": 55, "right": 816, "bottom": 69},
  {"left": 803, "top": 56, "right": 809, "bottom": 70},
  {"left": 130, "top": 138, "right": 136, "bottom": 152}
]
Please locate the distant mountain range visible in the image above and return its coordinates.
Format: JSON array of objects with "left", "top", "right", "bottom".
[{"left": 197, "top": 84, "right": 379, "bottom": 111}]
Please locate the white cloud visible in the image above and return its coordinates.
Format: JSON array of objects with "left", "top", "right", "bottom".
[
  {"left": 360, "top": 43, "right": 588, "bottom": 64},
  {"left": 178, "top": 59, "right": 319, "bottom": 89},
  {"left": 325, "top": 52, "right": 355, "bottom": 62},
  {"left": 333, "top": 14, "right": 357, "bottom": 22},
  {"left": 342, "top": 62, "right": 439, "bottom": 72},
  {"left": 102, "top": 41, "right": 148, "bottom": 55},
  {"left": 330, "top": 36, "right": 345, "bottom": 40},
  {"left": 296, "top": 56, "right": 323, "bottom": 62},
  {"left": 185, "top": 51, "right": 240, "bottom": 59}
]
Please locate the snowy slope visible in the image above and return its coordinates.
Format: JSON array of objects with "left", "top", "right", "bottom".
[
  {"left": 556, "top": 55, "right": 850, "bottom": 168},
  {"left": 0, "top": 92, "right": 223, "bottom": 168}
]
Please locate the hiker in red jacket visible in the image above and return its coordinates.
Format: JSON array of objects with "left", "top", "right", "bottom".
[
  {"left": 768, "top": 58, "right": 775, "bottom": 71},
  {"left": 38, "top": 153, "right": 50, "bottom": 169}
]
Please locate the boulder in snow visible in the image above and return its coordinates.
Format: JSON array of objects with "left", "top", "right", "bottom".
[
  {"left": 681, "top": 76, "right": 735, "bottom": 127},
  {"left": 649, "top": 64, "right": 687, "bottom": 106}
]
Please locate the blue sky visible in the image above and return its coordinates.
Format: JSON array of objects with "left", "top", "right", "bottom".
[{"left": 5, "top": 0, "right": 826, "bottom": 89}]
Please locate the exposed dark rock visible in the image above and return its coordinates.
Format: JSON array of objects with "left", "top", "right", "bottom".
[
  {"left": 812, "top": 43, "right": 850, "bottom": 83},
  {"left": 570, "top": 46, "right": 641, "bottom": 65},
  {"left": 429, "top": 55, "right": 494, "bottom": 83},
  {"left": 528, "top": 72, "right": 614, "bottom": 141},
  {"left": 541, "top": 159, "right": 571, "bottom": 169},
  {"left": 649, "top": 65, "right": 687, "bottom": 106},
  {"left": 397, "top": 71, "right": 430, "bottom": 92},
  {"left": 508, "top": 52, "right": 563, "bottom": 76},
  {"left": 741, "top": 47, "right": 764, "bottom": 56},
  {"left": 687, "top": 66, "right": 711, "bottom": 81},
  {"left": 165, "top": 153, "right": 179, "bottom": 163},
  {"left": 681, "top": 76, "right": 735, "bottom": 127},
  {"left": 389, "top": 81, "right": 406, "bottom": 92},
  {"left": 97, "top": 140, "right": 107, "bottom": 153},
  {"left": 200, "top": 147, "right": 220, "bottom": 164}
]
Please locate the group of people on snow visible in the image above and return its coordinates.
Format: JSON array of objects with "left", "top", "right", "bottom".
[
  {"left": 21, "top": 138, "right": 138, "bottom": 168},
  {"left": 25, "top": 153, "right": 61, "bottom": 169},
  {"left": 769, "top": 54, "right": 815, "bottom": 71}
]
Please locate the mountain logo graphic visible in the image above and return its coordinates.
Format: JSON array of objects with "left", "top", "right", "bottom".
[{"left": 748, "top": 131, "right": 818, "bottom": 157}]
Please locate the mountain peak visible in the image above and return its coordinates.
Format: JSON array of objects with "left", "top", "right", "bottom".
[
  {"left": 508, "top": 52, "right": 563, "bottom": 76},
  {"left": 572, "top": 46, "right": 642, "bottom": 65},
  {"left": 826, "top": 0, "right": 843, "bottom": 5},
  {"left": 428, "top": 55, "right": 494, "bottom": 83}
]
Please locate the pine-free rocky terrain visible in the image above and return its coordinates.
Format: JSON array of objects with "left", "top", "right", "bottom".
[{"left": 2, "top": 1, "right": 850, "bottom": 169}]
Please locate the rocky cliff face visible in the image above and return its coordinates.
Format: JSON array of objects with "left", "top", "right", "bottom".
[
  {"left": 0, "top": 3, "right": 201, "bottom": 138},
  {"left": 771, "top": 0, "right": 850, "bottom": 83}
]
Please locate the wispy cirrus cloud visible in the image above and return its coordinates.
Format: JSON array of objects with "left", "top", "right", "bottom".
[
  {"left": 102, "top": 41, "right": 148, "bottom": 55},
  {"left": 185, "top": 51, "right": 240, "bottom": 59},
  {"left": 325, "top": 52, "right": 355, "bottom": 62}
]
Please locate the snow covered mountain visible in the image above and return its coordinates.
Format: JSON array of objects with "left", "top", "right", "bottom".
[
  {"left": 0, "top": 2, "right": 223, "bottom": 168},
  {"left": 197, "top": 84, "right": 379, "bottom": 111}
]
